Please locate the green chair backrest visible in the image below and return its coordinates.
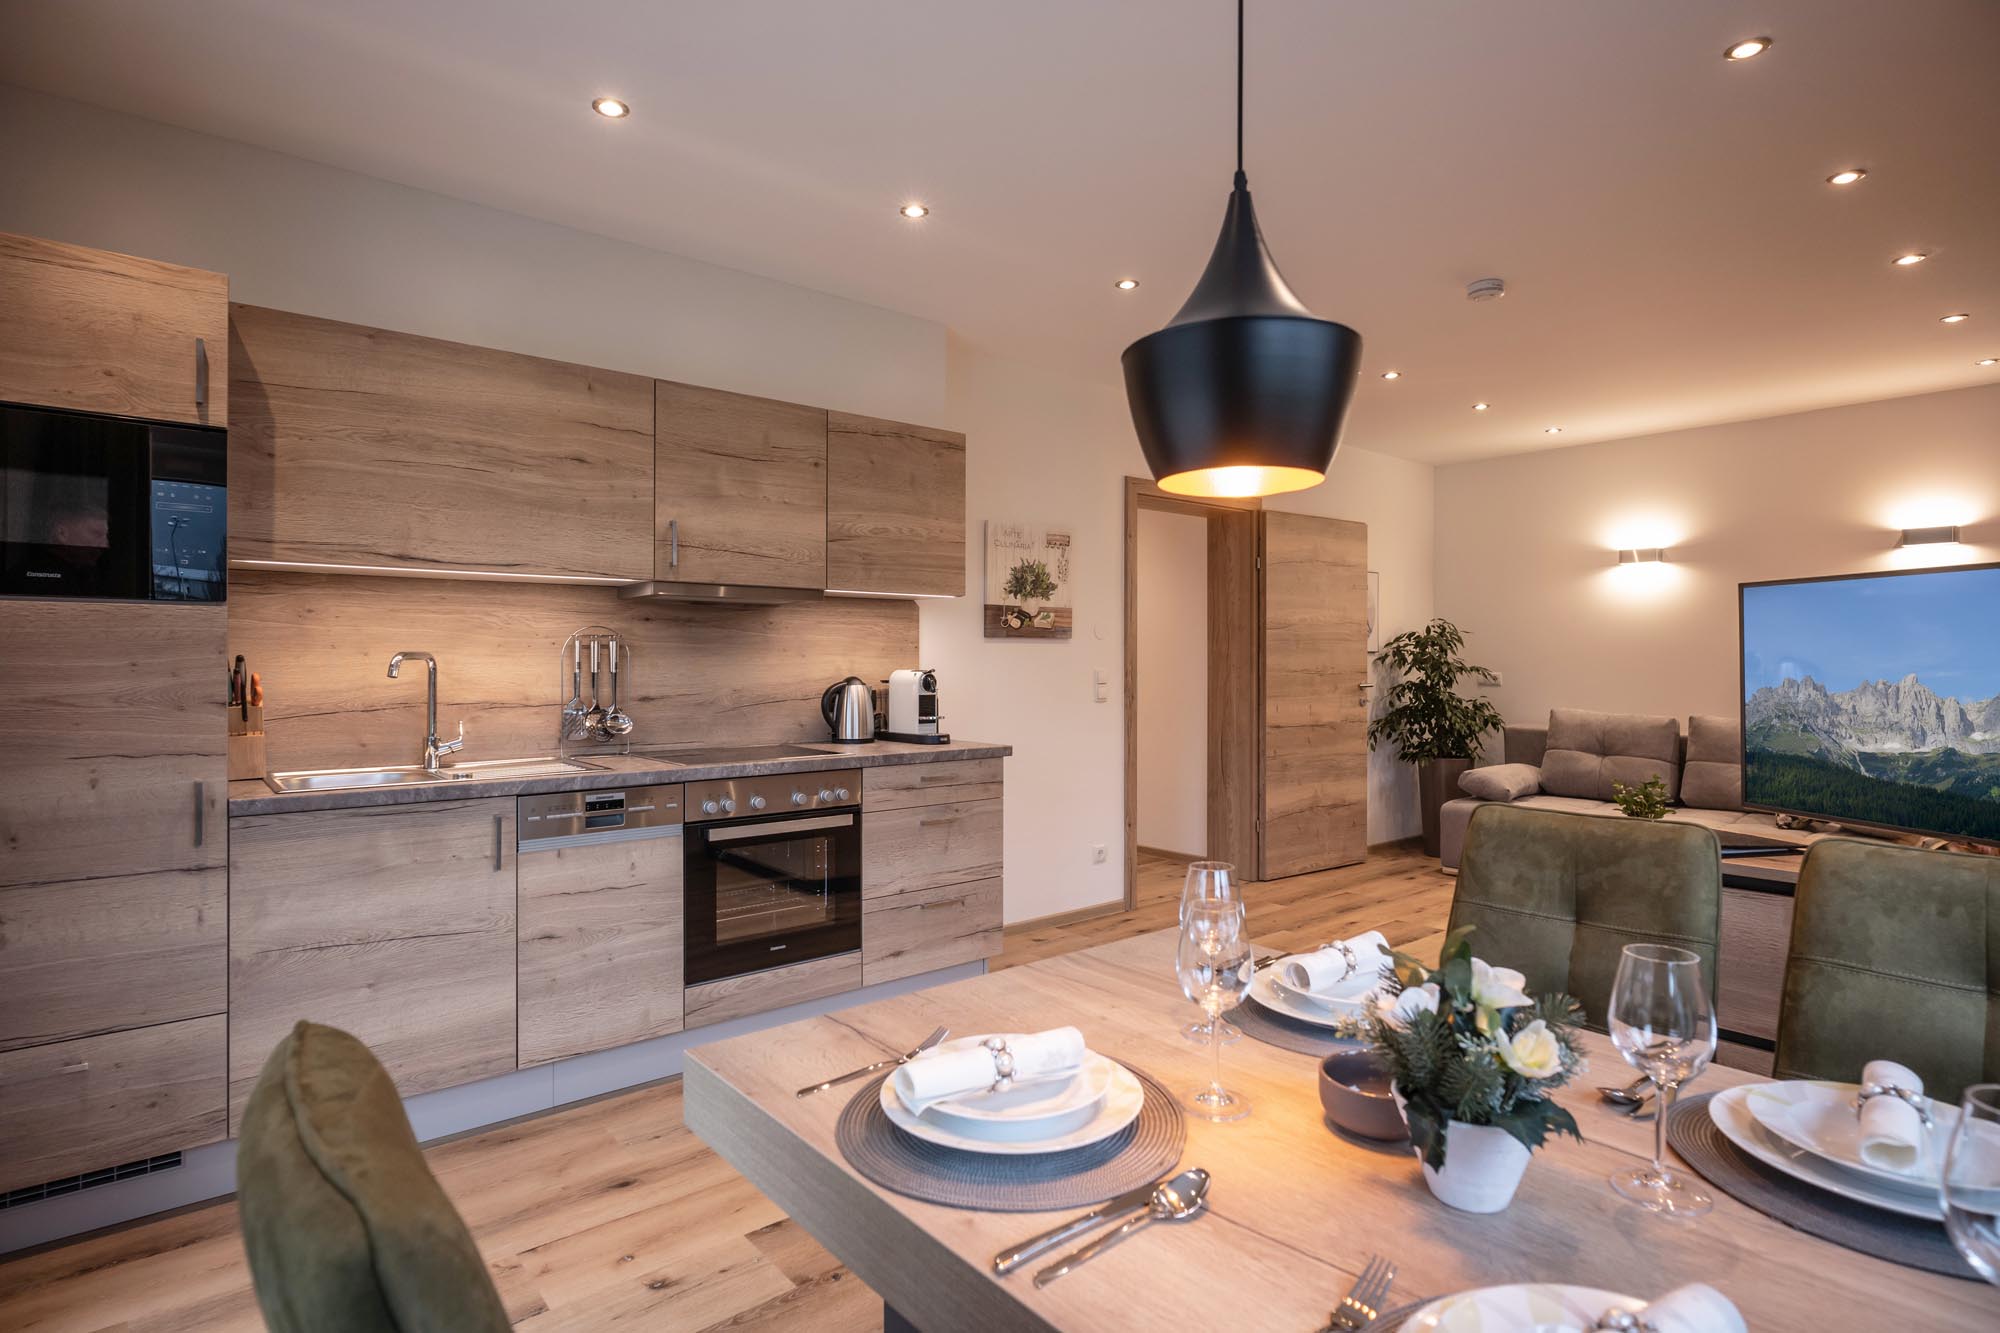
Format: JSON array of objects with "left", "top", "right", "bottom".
[
  {"left": 1774, "top": 838, "right": 2000, "bottom": 1103},
  {"left": 1448, "top": 803, "right": 1721, "bottom": 1031},
  {"left": 237, "top": 1021, "right": 511, "bottom": 1333}
]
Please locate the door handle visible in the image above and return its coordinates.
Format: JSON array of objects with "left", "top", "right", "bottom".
[
  {"left": 194, "top": 781, "right": 206, "bottom": 847},
  {"left": 668, "top": 518, "right": 679, "bottom": 569},
  {"left": 194, "top": 337, "right": 208, "bottom": 407},
  {"left": 493, "top": 814, "right": 504, "bottom": 871}
]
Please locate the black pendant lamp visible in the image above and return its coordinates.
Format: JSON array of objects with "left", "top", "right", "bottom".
[{"left": 1122, "top": 0, "right": 1362, "bottom": 499}]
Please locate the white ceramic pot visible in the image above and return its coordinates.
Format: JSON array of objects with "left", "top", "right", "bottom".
[{"left": 1392, "top": 1090, "right": 1532, "bottom": 1213}]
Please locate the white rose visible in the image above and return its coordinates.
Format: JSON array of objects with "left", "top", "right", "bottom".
[
  {"left": 1471, "top": 958, "right": 1531, "bottom": 1012},
  {"left": 1496, "top": 1018, "right": 1564, "bottom": 1080},
  {"left": 1377, "top": 981, "right": 1439, "bottom": 1027}
]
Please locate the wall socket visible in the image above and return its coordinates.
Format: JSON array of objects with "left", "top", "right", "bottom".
[{"left": 1091, "top": 844, "right": 1107, "bottom": 864}]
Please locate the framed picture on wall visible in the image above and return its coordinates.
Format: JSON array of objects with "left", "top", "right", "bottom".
[{"left": 984, "top": 521, "right": 1073, "bottom": 639}]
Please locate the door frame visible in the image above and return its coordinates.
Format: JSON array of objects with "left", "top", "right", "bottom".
[{"left": 1122, "top": 477, "right": 1262, "bottom": 908}]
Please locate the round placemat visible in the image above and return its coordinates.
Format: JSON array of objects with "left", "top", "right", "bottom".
[
  {"left": 836, "top": 1066, "right": 1187, "bottom": 1212},
  {"left": 1234, "top": 994, "right": 1367, "bottom": 1057},
  {"left": 1667, "top": 1092, "right": 1978, "bottom": 1280}
]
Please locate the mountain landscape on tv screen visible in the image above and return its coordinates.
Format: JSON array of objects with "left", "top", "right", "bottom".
[{"left": 1745, "top": 673, "right": 2000, "bottom": 840}]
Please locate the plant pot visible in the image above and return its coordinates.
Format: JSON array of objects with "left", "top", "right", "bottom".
[
  {"left": 1391, "top": 1092, "right": 1532, "bottom": 1213},
  {"left": 1416, "top": 757, "right": 1471, "bottom": 857}
]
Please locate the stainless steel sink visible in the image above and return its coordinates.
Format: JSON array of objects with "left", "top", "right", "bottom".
[{"left": 265, "top": 756, "right": 604, "bottom": 794}]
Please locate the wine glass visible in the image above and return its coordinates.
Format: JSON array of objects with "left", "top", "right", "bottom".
[
  {"left": 1179, "top": 862, "right": 1243, "bottom": 1045},
  {"left": 1942, "top": 1083, "right": 2000, "bottom": 1283},
  {"left": 1177, "top": 900, "right": 1253, "bottom": 1122},
  {"left": 1606, "top": 942, "right": 1718, "bottom": 1216}
]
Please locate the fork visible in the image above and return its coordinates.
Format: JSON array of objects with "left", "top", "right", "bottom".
[
  {"left": 1328, "top": 1254, "right": 1398, "bottom": 1331},
  {"left": 794, "top": 1025, "right": 949, "bottom": 1098}
]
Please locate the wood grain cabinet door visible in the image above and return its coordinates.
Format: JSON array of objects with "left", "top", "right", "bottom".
[
  {"left": 228, "top": 797, "right": 517, "bottom": 1130},
  {"left": 654, "top": 380, "right": 827, "bottom": 588},
  {"left": 228, "top": 305, "right": 654, "bottom": 580},
  {"left": 860, "top": 771, "right": 1004, "bottom": 983},
  {"left": 517, "top": 831, "right": 684, "bottom": 1067},
  {"left": 825, "top": 412, "right": 966, "bottom": 597},
  {"left": 0, "top": 231, "right": 227, "bottom": 426}
]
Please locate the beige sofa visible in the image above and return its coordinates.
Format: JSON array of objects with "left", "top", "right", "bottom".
[{"left": 1437, "top": 709, "right": 1790, "bottom": 869}]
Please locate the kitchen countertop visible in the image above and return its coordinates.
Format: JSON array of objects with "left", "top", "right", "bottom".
[{"left": 226, "top": 739, "right": 1011, "bottom": 815}]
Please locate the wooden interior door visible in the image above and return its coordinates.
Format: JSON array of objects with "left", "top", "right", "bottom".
[{"left": 1258, "top": 511, "right": 1369, "bottom": 879}]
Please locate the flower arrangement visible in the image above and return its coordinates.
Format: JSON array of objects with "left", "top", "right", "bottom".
[
  {"left": 1368, "top": 926, "right": 1586, "bottom": 1171},
  {"left": 1612, "top": 774, "right": 1671, "bottom": 820}
]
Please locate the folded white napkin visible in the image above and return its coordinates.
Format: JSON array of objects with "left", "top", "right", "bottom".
[
  {"left": 1282, "top": 930, "right": 1391, "bottom": 999},
  {"left": 891, "top": 1027, "right": 1087, "bottom": 1115},
  {"left": 1859, "top": 1058, "right": 1927, "bottom": 1172},
  {"left": 1636, "top": 1283, "right": 1747, "bottom": 1333}
]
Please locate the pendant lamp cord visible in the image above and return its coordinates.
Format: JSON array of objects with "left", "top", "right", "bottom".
[{"left": 1235, "top": 0, "right": 1246, "bottom": 186}]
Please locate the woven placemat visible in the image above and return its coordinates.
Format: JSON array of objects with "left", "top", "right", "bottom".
[
  {"left": 1234, "top": 995, "right": 1367, "bottom": 1057},
  {"left": 1667, "top": 1092, "right": 1978, "bottom": 1280},
  {"left": 836, "top": 1066, "right": 1186, "bottom": 1212}
]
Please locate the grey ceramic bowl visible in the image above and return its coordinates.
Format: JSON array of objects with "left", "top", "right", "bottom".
[{"left": 1318, "top": 1049, "right": 1407, "bottom": 1142}]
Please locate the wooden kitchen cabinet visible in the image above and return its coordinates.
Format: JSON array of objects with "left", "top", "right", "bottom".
[
  {"left": 518, "top": 830, "right": 685, "bottom": 1067},
  {"left": 228, "top": 305, "right": 654, "bottom": 581},
  {"left": 654, "top": 380, "right": 827, "bottom": 589},
  {"left": 826, "top": 411, "right": 967, "bottom": 597},
  {"left": 0, "top": 231, "right": 227, "bottom": 426},
  {"left": 861, "top": 760, "right": 1003, "bottom": 984},
  {"left": 228, "top": 797, "right": 517, "bottom": 1130}
]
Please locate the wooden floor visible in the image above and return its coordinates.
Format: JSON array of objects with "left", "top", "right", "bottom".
[{"left": 0, "top": 842, "right": 1447, "bottom": 1332}]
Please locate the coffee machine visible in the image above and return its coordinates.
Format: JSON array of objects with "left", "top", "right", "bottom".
[{"left": 879, "top": 668, "right": 948, "bottom": 744}]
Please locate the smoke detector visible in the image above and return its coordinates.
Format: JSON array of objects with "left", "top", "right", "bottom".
[{"left": 1466, "top": 277, "right": 1507, "bottom": 302}]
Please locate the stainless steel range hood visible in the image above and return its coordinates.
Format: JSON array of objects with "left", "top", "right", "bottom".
[{"left": 618, "top": 581, "right": 823, "bottom": 606}]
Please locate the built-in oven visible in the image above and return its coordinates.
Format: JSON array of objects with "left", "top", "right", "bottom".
[
  {"left": 683, "top": 769, "right": 862, "bottom": 985},
  {"left": 1, "top": 400, "right": 226, "bottom": 601}
]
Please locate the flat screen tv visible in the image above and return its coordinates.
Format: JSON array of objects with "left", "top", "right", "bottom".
[{"left": 1740, "top": 562, "right": 2000, "bottom": 846}]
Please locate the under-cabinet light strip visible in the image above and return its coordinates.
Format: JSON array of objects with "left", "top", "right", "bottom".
[{"left": 822, "top": 588, "right": 957, "bottom": 600}]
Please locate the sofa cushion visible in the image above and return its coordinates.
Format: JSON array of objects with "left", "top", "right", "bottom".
[
  {"left": 1458, "top": 763, "right": 1542, "bottom": 802},
  {"left": 1541, "top": 708, "right": 1682, "bottom": 802},
  {"left": 1681, "top": 714, "right": 1743, "bottom": 811}
]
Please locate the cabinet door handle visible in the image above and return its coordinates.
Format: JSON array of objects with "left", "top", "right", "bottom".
[
  {"left": 916, "top": 896, "right": 967, "bottom": 912},
  {"left": 669, "top": 518, "right": 679, "bottom": 569},
  {"left": 918, "top": 815, "right": 959, "bottom": 828},
  {"left": 60, "top": 1061, "right": 91, "bottom": 1074},
  {"left": 194, "top": 781, "right": 206, "bottom": 847},
  {"left": 194, "top": 337, "right": 209, "bottom": 407},
  {"left": 494, "top": 814, "right": 505, "bottom": 871},
  {"left": 916, "top": 774, "right": 952, "bottom": 785}
]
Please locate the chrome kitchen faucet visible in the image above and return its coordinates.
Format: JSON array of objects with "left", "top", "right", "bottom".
[{"left": 386, "top": 651, "right": 464, "bottom": 774}]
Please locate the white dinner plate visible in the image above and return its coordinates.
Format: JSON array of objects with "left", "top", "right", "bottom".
[
  {"left": 880, "top": 1057, "right": 1144, "bottom": 1155},
  {"left": 1709, "top": 1084, "right": 1941, "bottom": 1220},
  {"left": 1271, "top": 967, "right": 1377, "bottom": 1014},
  {"left": 1249, "top": 967, "right": 1362, "bottom": 1029},
  {"left": 1399, "top": 1283, "right": 1640, "bottom": 1332},
  {"left": 1743, "top": 1080, "right": 1960, "bottom": 1192},
  {"left": 921, "top": 1039, "right": 1114, "bottom": 1141}
]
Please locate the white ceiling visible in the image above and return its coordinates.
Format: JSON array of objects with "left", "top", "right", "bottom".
[{"left": 4, "top": 0, "right": 1996, "bottom": 463}]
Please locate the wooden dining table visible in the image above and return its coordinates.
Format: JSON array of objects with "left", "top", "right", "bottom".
[{"left": 683, "top": 929, "right": 1996, "bottom": 1332}]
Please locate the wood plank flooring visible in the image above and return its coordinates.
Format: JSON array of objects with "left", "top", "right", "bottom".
[{"left": 0, "top": 842, "right": 1447, "bottom": 1332}]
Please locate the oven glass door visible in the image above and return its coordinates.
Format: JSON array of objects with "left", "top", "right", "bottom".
[
  {"left": 1, "top": 403, "right": 151, "bottom": 598},
  {"left": 684, "top": 809, "right": 861, "bottom": 984}
]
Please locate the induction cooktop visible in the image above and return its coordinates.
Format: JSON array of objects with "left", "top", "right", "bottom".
[{"left": 640, "top": 743, "right": 832, "bottom": 765}]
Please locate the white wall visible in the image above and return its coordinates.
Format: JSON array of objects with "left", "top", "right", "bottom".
[
  {"left": 1434, "top": 383, "right": 2000, "bottom": 728},
  {"left": 1135, "top": 508, "right": 1208, "bottom": 856}
]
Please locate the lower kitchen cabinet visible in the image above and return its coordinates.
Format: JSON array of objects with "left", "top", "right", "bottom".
[
  {"left": 517, "top": 832, "right": 684, "bottom": 1067},
  {"left": 861, "top": 798, "right": 1004, "bottom": 902},
  {"left": 685, "top": 953, "right": 863, "bottom": 1030},
  {"left": 860, "top": 761, "right": 1004, "bottom": 984},
  {"left": 862, "top": 878, "right": 1003, "bottom": 985},
  {"left": 0, "top": 1015, "right": 226, "bottom": 1195},
  {"left": 227, "top": 797, "right": 517, "bottom": 1130}
]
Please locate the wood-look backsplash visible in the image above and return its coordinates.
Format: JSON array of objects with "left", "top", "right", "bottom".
[{"left": 227, "top": 571, "right": 917, "bottom": 772}]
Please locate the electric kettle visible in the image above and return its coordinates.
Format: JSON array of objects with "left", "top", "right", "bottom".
[{"left": 820, "top": 676, "right": 876, "bottom": 743}]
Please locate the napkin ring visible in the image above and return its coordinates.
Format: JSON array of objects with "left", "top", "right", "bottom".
[
  {"left": 1855, "top": 1082, "right": 1934, "bottom": 1129},
  {"left": 1592, "top": 1312, "right": 1659, "bottom": 1332},
  {"left": 981, "top": 1036, "right": 1017, "bottom": 1094},
  {"left": 1331, "top": 941, "right": 1359, "bottom": 983}
]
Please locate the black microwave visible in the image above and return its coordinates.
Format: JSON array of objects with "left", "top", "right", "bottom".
[{"left": 1, "top": 401, "right": 227, "bottom": 601}]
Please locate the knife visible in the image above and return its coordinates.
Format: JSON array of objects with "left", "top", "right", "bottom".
[{"left": 991, "top": 1177, "right": 1166, "bottom": 1275}]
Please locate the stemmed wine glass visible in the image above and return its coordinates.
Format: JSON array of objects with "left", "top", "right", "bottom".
[
  {"left": 1606, "top": 942, "right": 1718, "bottom": 1216},
  {"left": 1179, "top": 862, "right": 1242, "bottom": 1045},
  {"left": 1177, "top": 899, "right": 1253, "bottom": 1122},
  {"left": 1942, "top": 1083, "right": 2000, "bottom": 1284}
]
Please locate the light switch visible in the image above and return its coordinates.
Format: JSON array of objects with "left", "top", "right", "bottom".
[{"left": 1092, "top": 669, "right": 1109, "bottom": 703}]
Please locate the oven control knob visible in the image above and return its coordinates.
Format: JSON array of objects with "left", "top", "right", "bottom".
[
  {"left": 720, "top": 797, "right": 736, "bottom": 814},
  {"left": 701, "top": 799, "right": 719, "bottom": 815},
  {"left": 748, "top": 795, "right": 767, "bottom": 810},
  {"left": 817, "top": 788, "right": 835, "bottom": 802},
  {"left": 791, "top": 791, "right": 808, "bottom": 806},
  {"left": 833, "top": 786, "right": 851, "bottom": 802}
]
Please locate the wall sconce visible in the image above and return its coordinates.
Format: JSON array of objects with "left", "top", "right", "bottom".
[
  {"left": 1616, "top": 548, "right": 1668, "bottom": 564},
  {"left": 1897, "top": 525, "right": 1961, "bottom": 547}
]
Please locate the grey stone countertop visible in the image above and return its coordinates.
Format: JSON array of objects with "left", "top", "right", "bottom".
[{"left": 226, "top": 739, "right": 1012, "bottom": 816}]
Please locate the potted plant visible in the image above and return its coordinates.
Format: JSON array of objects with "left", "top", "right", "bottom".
[
  {"left": 1369, "top": 927, "right": 1585, "bottom": 1213},
  {"left": 1003, "top": 557, "right": 1058, "bottom": 616},
  {"left": 1612, "top": 775, "right": 1670, "bottom": 820},
  {"left": 1367, "top": 618, "right": 1504, "bottom": 856}
]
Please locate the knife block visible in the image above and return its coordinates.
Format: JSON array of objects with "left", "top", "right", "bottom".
[{"left": 227, "top": 705, "right": 267, "bottom": 781}]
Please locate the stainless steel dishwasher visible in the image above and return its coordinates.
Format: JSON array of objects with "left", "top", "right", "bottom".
[{"left": 517, "top": 783, "right": 682, "bottom": 851}]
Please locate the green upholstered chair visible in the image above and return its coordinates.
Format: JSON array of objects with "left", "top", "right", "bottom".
[
  {"left": 1448, "top": 803, "right": 1721, "bottom": 1030},
  {"left": 237, "top": 1021, "right": 511, "bottom": 1333},
  {"left": 1774, "top": 838, "right": 2000, "bottom": 1103}
]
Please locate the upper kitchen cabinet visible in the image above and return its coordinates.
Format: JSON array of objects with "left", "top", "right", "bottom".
[
  {"left": 825, "top": 412, "right": 966, "bottom": 597},
  {"left": 0, "top": 231, "right": 227, "bottom": 426},
  {"left": 655, "top": 380, "right": 827, "bottom": 589},
  {"left": 228, "top": 305, "right": 654, "bottom": 581}
]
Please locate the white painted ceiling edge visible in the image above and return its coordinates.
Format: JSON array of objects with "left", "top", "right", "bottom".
[{"left": 2, "top": 0, "right": 1995, "bottom": 465}]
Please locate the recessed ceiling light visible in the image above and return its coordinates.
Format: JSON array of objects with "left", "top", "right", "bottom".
[
  {"left": 1826, "top": 168, "right": 1867, "bottom": 186},
  {"left": 1893, "top": 252, "right": 1931, "bottom": 267},
  {"left": 1978, "top": 358, "right": 1998, "bottom": 367},
  {"left": 1115, "top": 278, "right": 1139, "bottom": 291},
  {"left": 900, "top": 203, "right": 929, "bottom": 219},
  {"left": 1724, "top": 36, "right": 1772, "bottom": 61},
  {"left": 590, "top": 97, "right": 630, "bottom": 119},
  {"left": 1544, "top": 426, "right": 1563, "bottom": 434},
  {"left": 1472, "top": 402, "right": 1490, "bottom": 412},
  {"left": 1941, "top": 313, "right": 1971, "bottom": 324},
  {"left": 1380, "top": 370, "right": 1401, "bottom": 381}
]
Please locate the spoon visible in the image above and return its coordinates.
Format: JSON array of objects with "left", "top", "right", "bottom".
[
  {"left": 584, "top": 638, "right": 607, "bottom": 735},
  {"left": 1032, "top": 1168, "right": 1209, "bottom": 1287},
  {"left": 1598, "top": 1076, "right": 1652, "bottom": 1106},
  {"left": 604, "top": 639, "right": 633, "bottom": 737}
]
